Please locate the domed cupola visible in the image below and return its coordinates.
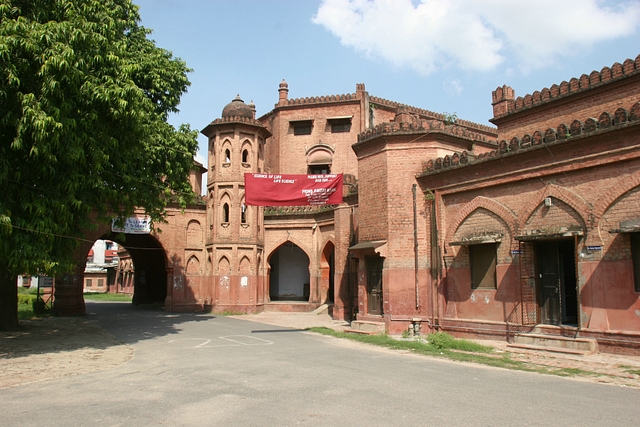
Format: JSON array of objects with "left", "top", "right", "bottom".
[{"left": 221, "top": 95, "right": 253, "bottom": 119}]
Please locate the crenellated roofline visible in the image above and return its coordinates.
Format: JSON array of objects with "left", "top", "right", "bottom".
[
  {"left": 491, "top": 55, "right": 640, "bottom": 121},
  {"left": 421, "top": 101, "right": 640, "bottom": 177},
  {"left": 201, "top": 115, "right": 271, "bottom": 138},
  {"left": 355, "top": 119, "right": 498, "bottom": 147}
]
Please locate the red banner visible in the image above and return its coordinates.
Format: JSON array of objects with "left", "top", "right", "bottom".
[{"left": 245, "top": 174, "right": 343, "bottom": 206}]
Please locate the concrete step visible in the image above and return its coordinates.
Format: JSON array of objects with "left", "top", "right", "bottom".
[
  {"left": 509, "top": 333, "right": 598, "bottom": 355},
  {"left": 349, "top": 320, "right": 386, "bottom": 335}
]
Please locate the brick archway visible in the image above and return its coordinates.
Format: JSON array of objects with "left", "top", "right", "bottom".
[
  {"left": 445, "top": 196, "right": 517, "bottom": 245},
  {"left": 518, "top": 184, "right": 590, "bottom": 228}
]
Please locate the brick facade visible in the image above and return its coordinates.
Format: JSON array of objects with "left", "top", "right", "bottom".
[{"left": 54, "top": 54, "right": 640, "bottom": 353}]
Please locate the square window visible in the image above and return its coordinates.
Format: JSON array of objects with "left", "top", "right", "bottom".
[
  {"left": 470, "top": 243, "right": 497, "bottom": 289},
  {"left": 330, "top": 119, "right": 351, "bottom": 133},
  {"left": 291, "top": 120, "right": 313, "bottom": 135}
]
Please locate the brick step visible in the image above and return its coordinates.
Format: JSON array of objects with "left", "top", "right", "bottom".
[
  {"left": 349, "top": 320, "right": 385, "bottom": 334},
  {"left": 506, "top": 343, "right": 591, "bottom": 356},
  {"left": 510, "top": 333, "right": 598, "bottom": 355},
  {"left": 263, "top": 302, "right": 321, "bottom": 313},
  {"left": 345, "top": 329, "right": 377, "bottom": 335}
]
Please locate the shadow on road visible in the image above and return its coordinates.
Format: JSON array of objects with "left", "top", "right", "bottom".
[{"left": 0, "top": 300, "right": 223, "bottom": 359}]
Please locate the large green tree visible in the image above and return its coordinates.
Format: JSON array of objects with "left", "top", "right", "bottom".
[{"left": 0, "top": 0, "right": 199, "bottom": 330}]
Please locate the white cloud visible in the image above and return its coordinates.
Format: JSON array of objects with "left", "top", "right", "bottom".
[
  {"left": 313, "top": 0, "right": 640, "bottom": 74},
  {"left": 443, "top": 78, "right": 463, "bottom": 97}
]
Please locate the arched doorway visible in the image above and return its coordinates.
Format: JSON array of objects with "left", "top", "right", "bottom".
[
  {"left": 320, "top": 242, "right": 335, "bottom": 303},
  {"left": 269, "top": 242, "right": 310, "bottom": 301},
  {"left": 105, "top": 233, "right": 168, "bottom": 305}
]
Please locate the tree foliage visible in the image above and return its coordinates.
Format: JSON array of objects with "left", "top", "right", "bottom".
[{"left": 0, "top": 0, "right": 198, "bottom": 329}]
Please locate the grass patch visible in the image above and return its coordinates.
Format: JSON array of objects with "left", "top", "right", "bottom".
[
  {"left": 17, "top": 294, "right": 37, "bottom": 320},
  {"left": 550, "top": 367, "right": 597, "bottom": 377},
  {"left": 307, "top": 328, "right": 524, "bottom": 368},
  {"left": 84, "top": 292, "right": 133, "bottom": 301},
  {"left": 17, "top": 287, "right": 49, "bottom": 319},
  {"left": 618, "top": 365, "right": 640, "bottom": 376},
  {"left": 306, "top": 328, "right": 606, "bottom": 376}
]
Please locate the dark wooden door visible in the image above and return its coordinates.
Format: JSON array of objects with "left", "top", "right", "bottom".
[
  {"left": 366, "top": 256, "right": 384, "bottom": 315},
  {"left": 536, "top": 242, "right": 561, "bottom": 325}
]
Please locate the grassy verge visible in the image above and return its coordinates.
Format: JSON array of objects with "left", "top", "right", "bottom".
[
  {"left": 619, "top": 365, "right": 640, "bottom": 376},
  {"left": 307, "top": 328, "right": 597, "bottom": 377},
  {"left": 17, "top": 287, "right": 49, "bottom": 319},
  {"left": 84, "top": 292, "right": 133, "bottom": 301}
]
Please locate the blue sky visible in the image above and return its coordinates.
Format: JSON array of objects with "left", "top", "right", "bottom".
[{"left": 134, "top": 0, "right": 640, "bottom": 164}]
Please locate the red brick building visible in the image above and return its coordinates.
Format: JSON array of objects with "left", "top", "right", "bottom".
[
  {"left": 53, "top": 54, "right": 640, "bottom": 353},
  {"left": 354, "top": 55, "right": 640, "bottom": 353}
]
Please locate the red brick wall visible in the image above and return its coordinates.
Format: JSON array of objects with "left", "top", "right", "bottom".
[{"left": 422, "top": 124, "right": 640, "bottom": 336}]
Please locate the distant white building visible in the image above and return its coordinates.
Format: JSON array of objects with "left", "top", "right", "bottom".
[{"left": 83, "top": 240, "right": 119, "bottom": 292}]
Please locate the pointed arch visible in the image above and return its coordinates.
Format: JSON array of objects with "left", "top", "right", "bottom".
[
  {"left": 594, "top": 169, "right": 640, "bottom": 222},
  {"left": 220, "top": 138, "right": 232, "bottom": 165},
  {"left": 446, "top": 196, "right": 517, "bottom": 245},
  {"left": 186, "top": 220, "right": 202, "bottom": 246},
  {"left": 518, "top": 184, "right": 590, "bottom": 227},
  {"left": 219, "top": 191, "right": 232, "bottom": 224},
  {"left": 239, "top": 256, "right": 252, "bottom": 274},
  {"left": 268, "top": 240, "right": 311, "bottom": 302},
  {"left": 266, "top": 237, "right": 312, "bottom": 263},
  {"left": 186, "top": 255, "right": 201, "bottom": 275},
  {"left": 240, "top": 193, "right": 247, "bottom": 224},
  {"left": 241, "top": 139, "right": 252, "bottom": 165},
  {"left": 320, "top": 239, "right": 336, "bottom": 303},
  {"left": 217, "top": 256, "right": 231, "bottom": 275}
]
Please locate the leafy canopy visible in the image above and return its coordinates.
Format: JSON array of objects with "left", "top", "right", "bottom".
[{"left": 0, "top": 0, "right": 199, "bottom": 277}]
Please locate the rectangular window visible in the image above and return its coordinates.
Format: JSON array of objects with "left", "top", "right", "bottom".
[
  {"left": 632, "top": 233, "right": 640, "bottom": 292},
  {"left": 329, "top": 118, "right": 351, "bottom": 133},
  {"left": 308, "top": 164, "right": 330, "bottom": 175},
  {"left": 291, "top": 120, "right": 313, "bottom": 135},
  {"left": 86, "top": 279, "right": 92, "bottom": 287},
  {"left": 470, "top": 243, "right": 497, "bottom": 289},
  {"left": 98, "top": 278, "right": 104, "bottom": 288}
]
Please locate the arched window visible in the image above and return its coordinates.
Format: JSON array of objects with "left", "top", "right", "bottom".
[
  {"left": 241, "top": 203, "right": 247, "bottom": 224},
  {"left": 242, "top": 149, "right": 249, "bottom": 163},
  {"left": 225, "top": 149, "right": 231, "bottom": 163},
  {"left": 223, "top": 203, "right": 230, "bottom": 223}
]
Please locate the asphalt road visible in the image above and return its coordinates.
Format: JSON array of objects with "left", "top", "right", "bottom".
[{"left": 1, "top": 301, "right": 639, "bottom": 426}]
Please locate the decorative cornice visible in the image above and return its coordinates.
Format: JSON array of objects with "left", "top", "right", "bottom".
[{"left": 264, "top": 205, "right": 336, "bottom": 216}]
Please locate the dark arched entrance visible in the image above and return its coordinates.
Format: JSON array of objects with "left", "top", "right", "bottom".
[
  {"left": 106, "top": 233, "right": 167, "bottom": 305},
  {"left": 269, "top": 242, "right": 310, "bottom": 301},
  {"left": 321, "top": 242, "right": 335, "bottom": 303}
]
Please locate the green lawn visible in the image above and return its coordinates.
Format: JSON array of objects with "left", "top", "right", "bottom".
[
  {"left": 83, "top": 292, "right": 133, "bottom": 301},
  {"left": 16, "top": 288, "right": 132, "bottom": 319}
]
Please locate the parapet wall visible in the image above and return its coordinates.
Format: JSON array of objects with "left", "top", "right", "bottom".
[
  {"left": 370, "top": 96, "right": 496, "bottom": 134},
  {"left": 357, "top": 117, "right": 497, "bottom": 146},
  {"left": 492, "top": 55, "right": 640, "bottom": 120},
  {"left": 423, "top": 101, "right": 640, "bottom": 174}
]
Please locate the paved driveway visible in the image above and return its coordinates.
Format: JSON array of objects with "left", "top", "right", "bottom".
[{"left": 1, "top": 301, "right": 639, "bottom": 426}]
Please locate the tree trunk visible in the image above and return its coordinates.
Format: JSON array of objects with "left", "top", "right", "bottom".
[{"left": 0, "top": 270, "right": 19, "bottom": 331}]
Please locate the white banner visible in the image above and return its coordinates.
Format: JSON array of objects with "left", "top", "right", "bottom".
[{"left": 111, "top": 216, "right": 151, "bottom": 234}]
